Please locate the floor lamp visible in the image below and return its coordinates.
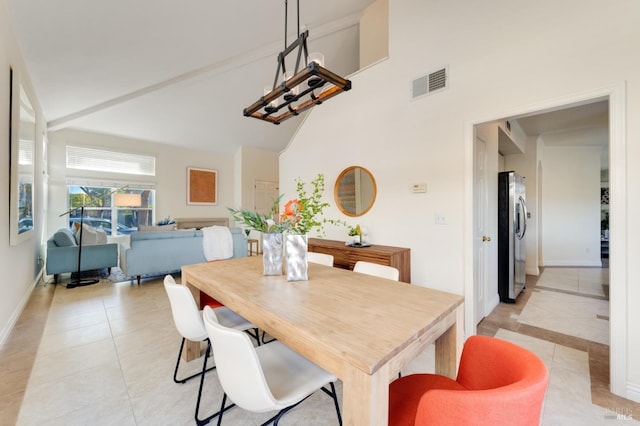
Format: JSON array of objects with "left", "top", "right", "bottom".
[
  {"left": 59, "top": 189, "right": 141, "bottom": 289},
  {"left": 59, "top": 204, "right": 100, "bottom": 288}
]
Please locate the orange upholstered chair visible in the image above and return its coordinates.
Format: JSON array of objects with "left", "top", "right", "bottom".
[{"left": 389, "top": 335, "right": 549, "bottom": 426}]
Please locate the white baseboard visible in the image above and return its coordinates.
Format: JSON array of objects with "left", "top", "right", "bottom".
[
  {"left": 486, "top": 293, "right": 500, "bottom": 316},
  {"left": 0, "top": 267, "right": 43, "bottom": 349},
  {"left": 526, "top": 267, "right": 540, "bottom": 276},
  {"left": 541, "top": 260, "right": 603, "bottom": 267},
  {"left": 627, "top": 381, "right": 640, "bottom": 403}
]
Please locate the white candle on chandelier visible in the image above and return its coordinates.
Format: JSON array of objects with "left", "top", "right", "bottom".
[
  {"left": 283, "top": 73, "right": 299, "bottom": 101},
  {"left": 308, "top": 52, "right": 325, "bottom": 67},
  {"left": 264, "top": 86, "right": 278, "bottom": 112},
  {"left": 307, "top": 52, "right": 325, "bottom": 87}
]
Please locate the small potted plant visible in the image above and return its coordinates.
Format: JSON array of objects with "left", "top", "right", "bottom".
[
  {"left": 347, "top": 224, "right": 368, "bottom": 247},
  {"left": 347, "top": 225, "right": 359, "bottom": 244}
]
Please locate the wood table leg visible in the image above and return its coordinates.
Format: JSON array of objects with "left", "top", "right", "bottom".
[
  {"left": 180, "top": 270, "right": 203, "bottom": 362},
  {"left": 435, "top": 303, "right": 464, "bottom": 379},
  {"left": 342, "top": 364, "right": 389, "bottom": 426}
]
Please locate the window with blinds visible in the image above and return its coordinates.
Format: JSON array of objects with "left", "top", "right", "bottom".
[
  {"left": 66, "top": 145, "right": 155, "bottom": 176},
  {"left": 19, "top": 139, "right": 33, "bottom": 165}
]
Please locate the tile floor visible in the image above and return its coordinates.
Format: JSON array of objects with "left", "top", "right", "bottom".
[{"left": 1, "top": 266, "right": 638, "bottom": 425}]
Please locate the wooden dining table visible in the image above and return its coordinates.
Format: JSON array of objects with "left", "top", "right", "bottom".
[{"left": 181, "top": 256, "right": 464, "bottom": 426}]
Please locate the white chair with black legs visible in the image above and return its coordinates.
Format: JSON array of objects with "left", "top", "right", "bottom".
[
  {"left": 353, "top": 260, "right": 400, "bottom": 281},
  {"left": 163, "top": 275, "right": 260, "bottom": 426},
  {"left": 202, "top": 305, "right": 342, "bottom": 426},
  {"left": 307, "top": 251, "right": 334, "bottom": 267}
]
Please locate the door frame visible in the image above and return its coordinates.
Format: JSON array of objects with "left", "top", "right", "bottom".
[{"left": 464, "top": 82, "right": 627, "bottom": 397}]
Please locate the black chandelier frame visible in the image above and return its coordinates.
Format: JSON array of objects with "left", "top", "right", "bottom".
[{"left": 243, "top": 1, "right": 352, "bottom": 125}]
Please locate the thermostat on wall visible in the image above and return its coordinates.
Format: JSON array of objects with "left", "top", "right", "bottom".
[{"left": 412, "top": 183, "right": 427, "bottom": 193}]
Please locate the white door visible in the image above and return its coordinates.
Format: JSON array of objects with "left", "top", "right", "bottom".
[
  {"left": 254, "top": 180, "right": 279, "bottom": 216},
  {"left": 474, "top": 137, "right": 490, "bottom": 324}
]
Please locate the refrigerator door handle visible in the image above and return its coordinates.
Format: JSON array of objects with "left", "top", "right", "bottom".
[{"left": 518, "top": 196, "right": 528, "bottom": 240}]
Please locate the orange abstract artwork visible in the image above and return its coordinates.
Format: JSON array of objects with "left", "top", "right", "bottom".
[{"left": 187, "top": 167, "right": 217, "bottom": 205}]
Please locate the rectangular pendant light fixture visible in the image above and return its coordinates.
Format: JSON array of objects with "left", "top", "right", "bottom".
[{"left": 243, "top": 2, "right": 352, "bottom": 125}]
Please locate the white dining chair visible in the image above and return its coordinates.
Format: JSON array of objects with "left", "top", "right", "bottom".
[
  {"left": 307, "top": 251, "right": 334, "bottom": 267},
  {"left": 163, "top": 275, "right": 260, "bottom": 426},
  {"left": 353, "top": 261, "right": 400, "bottom": 281},
  {"left": 202, "top": 305, "right": 342, "bottom": 425}
]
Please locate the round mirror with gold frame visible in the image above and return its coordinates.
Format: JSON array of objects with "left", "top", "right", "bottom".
[{"left": 334, "top": 166, "right": 377, "bottom": 217}]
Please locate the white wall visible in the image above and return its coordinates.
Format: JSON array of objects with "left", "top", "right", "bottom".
[
  {"left": 540, "top": 146, "right": 601, "bottom": 266},
  {"left": 234, "top": 146, "right": 279, "bottom": 244},
  {"left": 237, "top": 146, "right": 279, "bottom": 211},
  {"left": 0, "top": 1, "right": 47, "bottom": 346},
  {"left": 48, "top": 129, "right": 236, "bottom": 231},
  {"left": 360, "top": 0, "right": 388, "bottom": 68},
  {"left": 280, "top": 0, "right": 640, "bottom": 399}
]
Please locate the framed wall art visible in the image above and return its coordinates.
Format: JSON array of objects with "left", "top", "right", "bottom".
[{"left": 187, "top": 167, "right": 217, "bottom": 205}]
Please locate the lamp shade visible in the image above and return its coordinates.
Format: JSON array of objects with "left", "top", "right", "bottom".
[{"left": 114, "top": 193, "right": 142, "bottom": 207}]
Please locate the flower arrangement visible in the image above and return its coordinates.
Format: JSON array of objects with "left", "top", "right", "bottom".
[
  {"left": 229, "top": 174, "right": 344, "bottom": 236},
  {"left": 228, "top": 195, "right": 286, "bottom": 233},
  {"left": 279, "top": 174, "right": 344, "bottom": 236}
]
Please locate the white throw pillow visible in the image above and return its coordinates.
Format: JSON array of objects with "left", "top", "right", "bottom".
[
  {"left": 95, "top": 228, "right": 108, "bottom": 244},
  {"left": 74, "top": 223, "right": 99, "bottom": 245}
]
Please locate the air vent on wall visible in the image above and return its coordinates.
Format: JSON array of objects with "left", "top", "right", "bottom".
[{"left": 411, "top": 66, "right": 448, "bottom": 100}]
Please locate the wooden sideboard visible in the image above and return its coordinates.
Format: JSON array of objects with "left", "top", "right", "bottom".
[{"left": 308, "top": 238, "right": 411, "bottom": 283}]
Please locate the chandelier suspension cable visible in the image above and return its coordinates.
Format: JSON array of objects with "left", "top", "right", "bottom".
[
  {"left": 283, "top": 0, "right": 302, "bottom": 48},
  {"left": 296, "top": 0, "right": 300, "bottom": 48},
  {"left": 280, "top": 0, "right": 303, "bottom": 83}
]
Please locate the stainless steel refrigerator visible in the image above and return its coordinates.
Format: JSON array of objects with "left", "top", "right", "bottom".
[{"left": 498, "top": 171, "right": 528, "bottom": 303}]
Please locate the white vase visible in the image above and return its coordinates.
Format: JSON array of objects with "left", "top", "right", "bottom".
[
  {"left": 284, "top": 234, "right": 308, "bottom": 281},
  {"left": 262, "top": 233, "right": 283, "bottom": 276}
]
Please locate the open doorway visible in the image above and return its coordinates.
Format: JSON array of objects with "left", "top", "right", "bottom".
[{"left": 468, "top": 84, "right": 627, "bottom": 398}]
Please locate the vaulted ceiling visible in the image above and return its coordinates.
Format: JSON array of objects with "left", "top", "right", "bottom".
[{"left": 6, "top": 0, "right": 375, "bottom": 152}]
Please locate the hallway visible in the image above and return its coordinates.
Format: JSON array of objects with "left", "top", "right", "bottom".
[{"left": 479, "top": 266, "right": 638, "bottom": 423}]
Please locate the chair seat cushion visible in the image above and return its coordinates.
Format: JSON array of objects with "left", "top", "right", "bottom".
[{"left": 389, "top": 374, "right": 465, "bottom": 426}]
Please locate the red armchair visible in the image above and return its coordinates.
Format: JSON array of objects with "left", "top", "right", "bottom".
[{"left": 389, "top": 335, "right": 549, "bottom": 426}]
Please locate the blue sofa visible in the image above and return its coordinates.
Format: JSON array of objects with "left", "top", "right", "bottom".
[
  {"left": 46, "top": 228, "right": 118, "bottom": 284},
  {"left": 120, "top": 227, "right": 247, "bottom": 284}
]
